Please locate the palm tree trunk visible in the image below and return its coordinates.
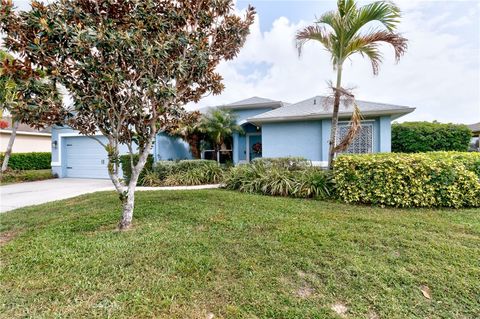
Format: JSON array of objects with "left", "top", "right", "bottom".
[
  {"left": 328, "top": 64, "right": 343, "bottom": 169},
  {"left": 1, "top": 120, "right": 19, "bottom": 173},
  {"left": 189, "top": 134, "right": 201, "bottom": 159}
]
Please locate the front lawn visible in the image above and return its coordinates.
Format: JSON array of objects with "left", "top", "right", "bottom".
[{"left": 1, "top": 190, "right": 478, "bottom": 318}]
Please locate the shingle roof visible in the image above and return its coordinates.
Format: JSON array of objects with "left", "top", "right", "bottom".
[
  {"left": 227, "top": 96, "right": 277, "bottom": 106},
  {"left": 469, "top": 122, "right": 480, "bottom": 133},
  {"left": 248, "top": 95, "right": 415, "bottom": 123},
  {"left": 222, "top": 96, "right": 285, "bottom": 110}
]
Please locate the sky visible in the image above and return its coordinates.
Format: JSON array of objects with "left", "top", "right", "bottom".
[{"left": 9, "top": 0, "right": 480, "bottom": 124}]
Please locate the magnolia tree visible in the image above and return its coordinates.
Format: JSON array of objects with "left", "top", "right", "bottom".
[
  {"left": 0, "top": 49, "right": 64, "bottom": 172},
  {"left": 0, "top": 0, "right": 255, "bottom": 229}
]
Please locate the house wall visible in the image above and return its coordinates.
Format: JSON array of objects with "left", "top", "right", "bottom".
[
  {"left": 233, "top": 108, "right": 274, "bottom": 123},
  {"left": 262, "top": 120, "right": 323, "bottom": 161},
  {"left": 154, "top": 132, "right": 192, "bottom": 161},
  {"left": 0, "top": 131, "right": 51, "bottom": 152},
  {"left": 260, "top": 116, "right": 392, "bottom": 164}
]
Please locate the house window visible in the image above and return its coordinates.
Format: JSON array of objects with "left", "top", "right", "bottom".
[{"left": 336, "top": 122, "right": 373, "bottom": 154}]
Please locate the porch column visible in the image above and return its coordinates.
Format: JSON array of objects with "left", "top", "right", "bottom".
[
  {"left": 379, "top": 116, "right": 391, "bottom": 152},
  {"left": 233, "top": 132, "right": 239, "bottom": 164},
  {"left": 321, "top": 119, "right": 331, "bottom": 162}
]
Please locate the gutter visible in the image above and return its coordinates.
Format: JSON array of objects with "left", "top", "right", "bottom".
[{"left": 0, "top": 130, "right": 51, "bottom": 137}]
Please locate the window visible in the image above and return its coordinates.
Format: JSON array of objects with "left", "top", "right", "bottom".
[{"left": 336, "top": 122, "right": 373, "bottom": 154}]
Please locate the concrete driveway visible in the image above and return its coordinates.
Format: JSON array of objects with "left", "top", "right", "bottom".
[{"left": 0, "top": 178, "right": 113, "bottom": 213}]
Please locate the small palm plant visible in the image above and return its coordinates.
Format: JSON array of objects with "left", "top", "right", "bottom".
[
  {"left": 296, "top": 0, "right": 407, "bottom": 168},
  {"left": 200, "top": 108, "right": 244, "bottom": 161}
]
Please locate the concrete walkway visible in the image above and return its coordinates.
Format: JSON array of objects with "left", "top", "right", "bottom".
[{"left": 0, "top": 178, "right": 220, "bottom": 213}]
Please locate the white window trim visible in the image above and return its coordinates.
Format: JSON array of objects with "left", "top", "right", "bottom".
[
  {"left": 245, "top": 132, "right": 261, "bottom": 162},
  {"left": 51, "top": 132, "right": 104, "bottom": 167}
]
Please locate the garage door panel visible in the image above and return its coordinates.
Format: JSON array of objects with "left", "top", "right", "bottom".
[{"left": 65, "top": 136, "right": 109, "bottom": 179}]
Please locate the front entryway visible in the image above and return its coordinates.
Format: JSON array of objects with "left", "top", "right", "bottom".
[{"left": 247, "top": 133, "right": 262, "bottom": 161}]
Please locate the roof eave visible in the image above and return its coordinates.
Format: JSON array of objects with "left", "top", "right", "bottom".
[
  {"left": 221, "top": 101, "right": 284, "bottom": 110},
  {"left": 0, "top": 130, "right": 52, "bottom": 137},
  {"left": 247, "top": 107, "right": 416, "bottom": 125}
]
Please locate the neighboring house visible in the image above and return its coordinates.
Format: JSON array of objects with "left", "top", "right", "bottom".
[
  {"left": 468, "top": 122, "right": 480, "bottom": 151},
  {"left": 0, "top": 118, "right": 52, "bottom": 153},
  {"left": 51, "top": 95, "right": 414, "bottom": 179}
]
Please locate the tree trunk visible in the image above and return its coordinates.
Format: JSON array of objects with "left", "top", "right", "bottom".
[
  {"left": 116, "top": 132, "right": 155, "bottom": 230},
  {"left": 1, "top": 120, "right": 19, "bottom": 173},
  {"left": 188, "top": 134, "right": 201, "bottom": 159},
  {"left": 327, "top": 64, "right": 343, "bottom": 170},
  {"left": 119, "top": 186, "right": 135, "bottom": 230}
]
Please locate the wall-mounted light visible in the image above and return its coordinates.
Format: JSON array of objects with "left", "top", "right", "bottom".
[{"left": 52, "top": 140, "right": 58, "bottom": 149}]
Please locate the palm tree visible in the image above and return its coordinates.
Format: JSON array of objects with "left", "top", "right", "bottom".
[
  {"left": 296, "top": 0, "right": 407, "bottom": 168},
  {"left": 200, "top": 108, "right": 243, "bottom": 161},
  {"left": 169, "top": 111, "right": 204, "bottom": 159}
]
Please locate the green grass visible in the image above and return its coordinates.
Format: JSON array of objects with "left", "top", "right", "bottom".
[
  {"left": 0, "top": 169, "right": 54, "bottom": 185},
  {"left": 1, "top": 190, "right": 479, "bottom": 318}
]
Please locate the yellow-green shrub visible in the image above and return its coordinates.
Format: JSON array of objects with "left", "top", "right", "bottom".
[{"left": 333, "top": 152, "right": 480, "bottom": 208}]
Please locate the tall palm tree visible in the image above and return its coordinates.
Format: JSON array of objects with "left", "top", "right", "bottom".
[
  {"left": 201, "top": 108, "right": 243, "bottom": 161},
  {"left": 296, "top": 0, "right": 407, "bottom": 168}
]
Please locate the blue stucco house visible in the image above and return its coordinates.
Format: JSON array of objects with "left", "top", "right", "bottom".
[
  {"left": 51, "top": 95, "right": 414, "bottom": 178},
  {"left": 226, "top": 96, "right": 414, "bottom": 165}
]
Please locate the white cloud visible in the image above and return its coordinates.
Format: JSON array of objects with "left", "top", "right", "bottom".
[{"left": 190, "top": 2, "right": 480, "bottom": 124}]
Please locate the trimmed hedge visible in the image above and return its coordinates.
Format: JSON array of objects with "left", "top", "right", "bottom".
[
  {"left": 392, "top": 122, "right": 471, "bottom": 153},
  {"left": 0, "top": 152, "right": 51, "bottom": 170},
  {"left": 119, "top": 154, "right": 154, "bottom": 184},
  {"left": 333, "top": 152, "right": 480, "bottom": 208}
]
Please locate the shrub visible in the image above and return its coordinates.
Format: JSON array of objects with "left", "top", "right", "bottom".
[
  {"left": 223, "top": 160, "right": 331, "bottom": 199},
  {"left": 253, "top": 157, "right": 311, "bottom": 171},
  {"left": 392, "top": 122, "right": 471, "bottom": 153},
  {"left": 119, "top": 154, "right": 154, "bottom": 184},
  {"left": 333, "top": 152, "right": 480, "bottom": 208},
  {"left": 154, "top": 159, "right": 218, "bottom": 176},
  {"left": 0, "top": 152, "right": 51, "bottom": 170},
  {"left": 162, "top": 161, "right": 224, "bottom": 186},
  {"left": 0, "top": 169, "right": 54, "bottom": 184},
  {"left": 139, "top": 169, "right": 162, "bottom": 187},
  {"left": 121, "top": 159, "right": 224, "bottom": 186}
]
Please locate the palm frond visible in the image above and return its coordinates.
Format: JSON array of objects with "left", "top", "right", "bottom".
[
  {"left": 337, "top": 0, "right": 358, "bottom": 17},
  {"left": 295, "top": 24, "right": 333, "bottom": 56},
  {"left": 348, "top": 0, "right": 401, "bottom": 38},
  {"left": 345, "top": 30, "right": 407, "bottom": 74},
  {"left": 316, "top": 10, "right": 338, "bottom": 30},
  {"left": 333, "top": 102, "right": 362, "bottom": 153}
]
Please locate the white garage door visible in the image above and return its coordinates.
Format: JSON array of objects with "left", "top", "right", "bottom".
[{"left": 65, "top": 136, "right": 110, "bottom": 179}]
